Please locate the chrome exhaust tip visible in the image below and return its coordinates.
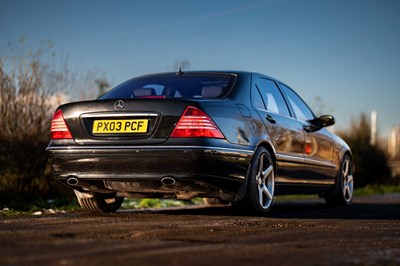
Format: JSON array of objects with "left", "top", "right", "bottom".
[
  {"left": 161, "top": 176, "right": 176, "bottom": 186},
  {"left": 66, "top": 176, "right": 79, "bottom": 186}
]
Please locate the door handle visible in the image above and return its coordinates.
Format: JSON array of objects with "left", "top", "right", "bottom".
[{"left": 266, "top": 115, "right": 276, "bottom": 124}]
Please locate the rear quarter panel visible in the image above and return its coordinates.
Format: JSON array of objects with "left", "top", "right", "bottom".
[{"left": 198, "top": 73, "right": 270, "bottom": 148}]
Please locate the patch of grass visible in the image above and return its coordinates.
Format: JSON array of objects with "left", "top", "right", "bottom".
[
  {"left": 3, "top": 184, "right": 399, "bottom": 217},
  {"left": 354, "top": 184, "right": 400, "bottom": 196},
  {"left": 121, "top": 198, "right": 202, "bottom": 209},
  {"left": 0, "top": 197, "right": 80, "bottom": 217},
  {"left": 274, "top": 184, "right": 400, "bottom": 202},
  {"left": 0, "top": 209, "right": 24, "bottom": 218},
  {"left": 274, "top": 194, "right": 319, "bottom": 202}
]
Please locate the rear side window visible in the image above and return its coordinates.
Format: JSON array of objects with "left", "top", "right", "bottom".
[
  {"left": 98, "top": 74, "right": 236, "bottom": 100},
  {"left": 256, "top": 78, "right": 290, "bottom": 117},
  {"left": 278, "top": 83, "right": 315, "bottom": 121}
]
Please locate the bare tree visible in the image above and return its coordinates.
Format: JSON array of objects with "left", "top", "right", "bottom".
[
  {"left": 0, "top": 39, "right": 109, "bottom": 201},
  {"left": 95, "top": 78, "right": 110, "bottom": 98},
  {"left": 309, "top": 96, "right": 334, "bottom": 116}
]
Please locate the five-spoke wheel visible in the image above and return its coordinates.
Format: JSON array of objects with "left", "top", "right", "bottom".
[
  {"left": 341, "top": 157, "right": 354, "bottom": 203},
  {"left": 255, "top": 152, "right": 275, "bottom": 210},
  {"left": 233, "top": 147, "right": 275, "bottom": 215},
  {"left": 325, "top": 155, "right": 354, "bottom": 206}
]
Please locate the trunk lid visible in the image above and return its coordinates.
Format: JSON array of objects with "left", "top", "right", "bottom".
[{"left": 59, "top": 99, "right": 195, "bottom": 145}]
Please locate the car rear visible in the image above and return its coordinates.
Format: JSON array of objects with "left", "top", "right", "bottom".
[{"left": 46, "top": 72, "right": 254, "bottom": 200}]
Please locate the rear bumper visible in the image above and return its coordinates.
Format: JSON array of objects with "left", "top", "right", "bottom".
[{"left": 47, "top": 145, "right": 253, "bottom": 196}]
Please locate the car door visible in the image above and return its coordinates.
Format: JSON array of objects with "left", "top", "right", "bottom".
[
  {"left": 277, "top": 83, "right": 337, "bottom": 183},
  {"left": 252, "top": 76, "right": 305, "bottom": 183}
]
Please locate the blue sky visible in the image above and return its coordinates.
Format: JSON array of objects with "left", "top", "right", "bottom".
[{"left": 1, "top": 0, "right": 399, "bottom": 137}]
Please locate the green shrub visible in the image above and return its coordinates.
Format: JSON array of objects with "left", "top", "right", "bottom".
[
  {"left": 0, "top": 42, "right": 72, "bottom": 202},
  {"left": 339, "top": 113, "right": 392, "bottom": 187}
]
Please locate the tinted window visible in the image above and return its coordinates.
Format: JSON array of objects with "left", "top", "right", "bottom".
[
  {"left": 256, "top": 78, "right": 290, "bottom": 116},
  {"left": 98, "top": 74, "right": 235, "bottom": 100},
  {"left": 253, "top": 89, "right": 265, "bottom": 110},
  {"left": 278, "top": 83, "right": 314, "bottom": 121}
]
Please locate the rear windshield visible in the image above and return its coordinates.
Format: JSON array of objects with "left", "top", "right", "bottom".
[{"left": 98, "top": 73, "right": 236, "bottom": 100}]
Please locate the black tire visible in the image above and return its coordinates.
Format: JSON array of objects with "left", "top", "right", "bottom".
[
  {"left": 76, "top": 192, "right": 124, "bottom": 213},
  {"left": 233, "top": 147, "right": 275, "bottom": 215},
  {"left": 203, "top": 198, "right": 229, "bottom": 206},
  {"left": 325, "top": 155, "right": 354, "bottom": 206}
]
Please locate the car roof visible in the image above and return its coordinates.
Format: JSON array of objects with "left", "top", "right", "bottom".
[
  {"left": 134, "top": 70, "right": 242, "bottom": 77},
  {"left": 134, "top": 70, "right": 270, "bottom": 79},
  {"left": 131, "top": 70, "right": 291, "bottom": 92}
]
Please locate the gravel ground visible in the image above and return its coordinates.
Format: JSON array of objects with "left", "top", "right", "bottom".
[{"left": 1, "top": 194, "right": 399, "bottom": 266}]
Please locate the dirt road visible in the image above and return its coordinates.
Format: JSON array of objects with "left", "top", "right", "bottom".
[{"left": 1, "top": 194, "right": 400, "bottom": 266}]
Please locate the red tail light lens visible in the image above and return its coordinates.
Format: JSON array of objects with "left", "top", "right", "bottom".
[
  {"left": 170, "top": 106, "right": 224, "bottom": 138},
  {"left": 50, "top": 110, "right": 72, "bottom": 139}
]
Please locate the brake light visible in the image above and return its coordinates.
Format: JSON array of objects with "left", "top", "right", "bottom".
[
  {"left": 50, "top": 110, "right": 72, "bottom": 139},
  {"left": 170, "top": 106, "right": 224, "bottom": 138}
]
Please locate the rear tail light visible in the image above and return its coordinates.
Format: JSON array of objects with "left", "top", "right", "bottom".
[
  {"left": 170, "top": 106, "right": 224, "bottom": 138},
  {"left": 50, "top": 110, "right": 72, "bottom": 139}
]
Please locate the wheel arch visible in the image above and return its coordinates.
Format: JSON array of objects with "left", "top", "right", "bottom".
[
  {"left": 235, "top": 140, "right": 277, "bottom": 201},
  {"left": 255, "top": 140, "right": 277, "bottom": 174},
  {"left": 342, "top": 149, "right": 354, "bottom": 172},
  {"left": 324, "top": 148, "right": 354, "bottom": 206}
]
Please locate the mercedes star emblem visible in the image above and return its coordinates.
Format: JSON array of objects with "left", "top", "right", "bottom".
[{"left": 114, "top": 100, "right": 125, "bottom": 111}]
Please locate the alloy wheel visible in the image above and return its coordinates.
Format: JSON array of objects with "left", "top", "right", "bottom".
[
  {"left": 342, "top": 158, "right": 354, "bottom": 203},
  {"left": 255, "top": 153, "right": 275, "bottom": 210}
]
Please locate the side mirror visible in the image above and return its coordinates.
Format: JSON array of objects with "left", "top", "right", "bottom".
[
  {"left": 305, "top": 115, "right": 335, "bottom": 132},
  {"left": 317, "top": 115, "right": 335, "bottom": 128}
]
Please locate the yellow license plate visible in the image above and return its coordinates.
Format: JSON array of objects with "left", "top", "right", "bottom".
[{"left": 92, "top": 119, "right": 148, "bottom": 134}]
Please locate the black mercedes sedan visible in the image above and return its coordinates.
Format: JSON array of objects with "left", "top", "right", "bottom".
[{"left": 46, "top": 71, "right": 353, "bottom": 214}]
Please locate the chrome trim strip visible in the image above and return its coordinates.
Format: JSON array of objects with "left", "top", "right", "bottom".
[
  {"left": 47, "top": 145, "right": 254, "bottom": 155},
  {"left": 276, "top": 154, "right": 305, "bottom": 164},
  {"left": 276, "top": 177, "right": 335, "bottom": 185},
  {"left": 80, "top": 113, "right": 158, "bottom": 118},
  {"left": 276, "top": 154, "right": 336, "bottom": 169},
  {"left": 305, "top": 158, "right": 336, "bottom": 169}
]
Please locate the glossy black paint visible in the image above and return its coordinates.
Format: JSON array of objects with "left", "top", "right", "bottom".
[{"left": 47, "top": 71, "right": 351, "bottom": 200}]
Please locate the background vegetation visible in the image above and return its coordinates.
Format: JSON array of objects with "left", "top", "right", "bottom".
[
  {"left": 0, "top": 41, "right": 107, "bottom": 205},
  {"left": 338, "top": 113, "right": 393, "bottom": 187}
]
